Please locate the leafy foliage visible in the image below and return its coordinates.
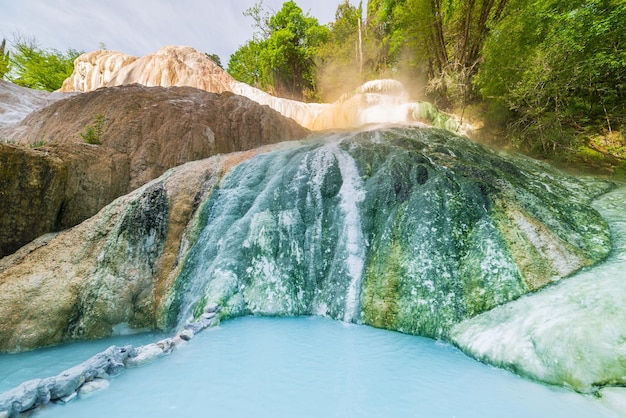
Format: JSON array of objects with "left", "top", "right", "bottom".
[
  {"left": 315, "top": 1, "right": 366, "bottom": 101},
  {"left": 0, "top": 39, "right": 10, "bottom": 79},
  {"left": 228, "top": 1, "right": 329, "bottom": 101},
  {"left": 476, "top": 0, "right": 626, "bottom": 153},
  {"left": 359, "top": 0, "right": 508, "bottom": 106},
  {"left": 7, "top": 36, "right": 81, "bottom": 91},
  {"left": 80, "top": 114, "right": 106, "bottom": 145},
  {"left": 205, "top": 53, "right": 223, "bottom": 69}
]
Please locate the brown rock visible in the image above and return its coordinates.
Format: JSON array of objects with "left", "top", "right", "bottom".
[
  {"left": 0, "top": 84, "right": 308, "bottom": 258},
  {"left": 0, "top": 144, "right": 67, "bottom": 258},
  {"left": 4, "top": 84, "right": 308, "bottom": 190}
]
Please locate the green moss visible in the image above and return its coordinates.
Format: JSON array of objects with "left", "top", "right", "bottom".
[
  {"left": 191, "top": 294, "right": 208, "bottom": 319},
  {"left": 163, "top": 127, "right": 612, "bottom": 341},
  {"left": 362, "top": 237, "right": 403, "bottom": 329}
]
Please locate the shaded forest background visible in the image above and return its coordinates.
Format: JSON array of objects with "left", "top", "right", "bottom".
[
  {"left": 2, "top": 0, "right": 625, "bottom": 176},
  {"left": 227, "top": 0, "right": 626, "bottom": 176}
]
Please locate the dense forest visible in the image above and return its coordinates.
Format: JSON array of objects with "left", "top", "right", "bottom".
[
  {"left": 1, "top": 0, "right": 624, "bottom": 175},
  {"left": 228, "top": 0, "right": 626, "bottom": 175}
]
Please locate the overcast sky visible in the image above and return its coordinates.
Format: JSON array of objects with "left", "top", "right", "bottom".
[{"left": 0, "top": 0, "right": 341, "bottom": 65}]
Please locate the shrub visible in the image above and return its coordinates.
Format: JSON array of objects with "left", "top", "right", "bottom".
[{"left": 80, "top": 114, "right": 105, "bottom": 145}]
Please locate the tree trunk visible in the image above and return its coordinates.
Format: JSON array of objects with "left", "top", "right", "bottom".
[{"left": 430, "top": 0, "right": 449, "bottom": 74}]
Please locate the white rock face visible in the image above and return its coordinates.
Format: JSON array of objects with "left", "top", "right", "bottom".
[
  {"left": 125, "top": 343, "right": 167, "bottom": 367},
  {"left": 450, "top": 187, "right": 626, "bottom": 393},
  {"left": 60, "top": 45, "right": 471, "bottom": 133},
  {"left": 61, "top": 50, "right": 137, "bottom": 93},
  {"left": 77, "top": 378, "right": 110, "bottom": 397},
  {"left": 599, "top": 387, "right": 626, "bottom": 417},
  {"left": 62, "top": 46, "right": 233, "bottom": 95},
  {"left": 0, "top": 80, "right": 71, "bottom": 127}
]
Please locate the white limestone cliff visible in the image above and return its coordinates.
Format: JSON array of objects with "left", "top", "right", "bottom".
[
  {"left": 61, "top": 50, "right": 138, "bottom": 92},
  {"left": 61, "top": 45, "right": 471, "bottom": 133}
]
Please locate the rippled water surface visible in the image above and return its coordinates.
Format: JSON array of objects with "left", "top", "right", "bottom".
[{"left": 11, "top": 316, "right": 612, "bottom": 417}]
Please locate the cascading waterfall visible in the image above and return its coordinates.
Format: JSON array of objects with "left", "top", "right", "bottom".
[
  {"left": 3, "top": 51, "right": 624, "bottom": 414},
  {"left": 1, "top": 124, "right": 621, "bottom": 417},
  {"left": 165, "top": 126, "right": 610, "bottom": 340},
  {"left": 327, "top": 142, "right": 366, "bottom": 323},
  {"left": 170, "top": 133, "right": 371, "bottom": 328}
]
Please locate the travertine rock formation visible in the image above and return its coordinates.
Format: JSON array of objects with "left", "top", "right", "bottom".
[
  {"left": 60, "top": 46, "right": 470, "bottom": 133},
  {"left": 0, "top": 127, "right": 617, "bottom": 404},
  {"left": 61, "top": 50, "right": 138, "bottom": 93},
  {"left": 0, "top": 84, "right": 308, "bottom": 258},
  {"left": 0, "top": 148, "right": 267, "bottom": 351}
]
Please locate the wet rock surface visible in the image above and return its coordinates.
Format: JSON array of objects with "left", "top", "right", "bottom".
[
  {"left": 0, "top": 126, "right": 619, "bottom": 412},
  {"left": 165, "top": 128, "right": 612, "bottom": 339}
]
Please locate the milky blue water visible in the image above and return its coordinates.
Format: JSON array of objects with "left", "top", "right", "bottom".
[
  {"left": 0, "top": 332, "right": 164, "bottom": 393},
  {"left": 5, "top": 316, "right": 612, "bottom": 417}
]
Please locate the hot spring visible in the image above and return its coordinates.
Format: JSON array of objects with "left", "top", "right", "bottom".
[
  {"left": 0, "top": 316, "right": 615, "bottom": 417},
  {"left": 1, "top": 127, "right": 624, "bottom": 417}
]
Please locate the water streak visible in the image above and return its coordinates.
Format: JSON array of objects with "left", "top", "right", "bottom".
[
  {"left": 328, "top": 143, "right": 367, "bottom": 322},
  {"left": 172, "top": 133, "right": 370, "bottom": 326}
]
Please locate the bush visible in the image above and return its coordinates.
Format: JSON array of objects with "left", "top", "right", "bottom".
[{"left": 80, "top": 114, "right": 105, "bottom": 145}]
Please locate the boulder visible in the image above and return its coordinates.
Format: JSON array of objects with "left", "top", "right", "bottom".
[{"left": 0, "top": 144, "right": 67, "bottom": 258}]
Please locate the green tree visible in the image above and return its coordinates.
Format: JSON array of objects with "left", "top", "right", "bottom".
[
  {"left": 364, "top": 0, "right": 396, "bottom": 73},
  {"left": 205, "top": 53, "right": 223, "bottom": 69},
  {"left": 363, "top": 0, "right": 508, "bottom": 106},
  {"left": 228, "top": 1, "right": 329, "bottom": 101},
  {"left": 0, "top": 39, "right": 10, "bottom": 79},
  {"left": 228, "top": 40, "right": 262, "bottom": 87},
  {"left": 80, "top": 114, "right": 106, "bottom": 145},
  {"left": 8, "top": 36, "right": 81, "bottom": 91},
  {"left": 476, "top": 0, "right": 626, "bottom": 153},
  {"left": 316, "top": 1, "right": 366, "bottom": 100}
]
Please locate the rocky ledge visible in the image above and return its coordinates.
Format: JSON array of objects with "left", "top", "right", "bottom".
[
  {"left": 0, "top": 84, "right": 309, "bottom": 258},
  {"left": 0, "top": 303, "right": 220, "bottom": 417}
]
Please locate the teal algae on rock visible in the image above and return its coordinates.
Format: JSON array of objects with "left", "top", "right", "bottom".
[
  {"left": 66, "top": 183, "right": 170, "bottom": 339},
  {"left": 164, "top": 140, "right": 367, "bottom": 326},
  {"left": 164, "top": 127, "right": 613, "bottom": 339},
  {"left": 450, "top": 187, "right": 626, "bottom": 394},
  {"left": 0, "top": 124, "right": 620, "bottom": 409}
]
